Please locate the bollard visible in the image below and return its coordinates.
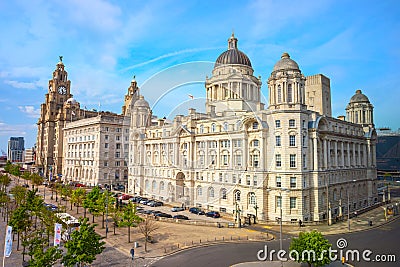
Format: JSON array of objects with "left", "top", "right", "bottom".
[
  {"left": 192, "top": 240, "right": 193, "bottom": 245},
  {"left": 215, "top": 237, "right": 216, "bottom": 241}
]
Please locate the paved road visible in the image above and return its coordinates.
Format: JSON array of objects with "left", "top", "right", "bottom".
[{"left": 151, "top": 218, "right": 400, "bottom": 267}]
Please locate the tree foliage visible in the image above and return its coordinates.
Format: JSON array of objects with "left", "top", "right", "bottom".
[
  {"left": 62, "top": 218, "right": 105, "bottom": 267},
  {"left": 119, "top": 202, "right": 142, "bottom": 243},
  {"left": 289, "top": 230, "right": 332, "bottom": 267},
  {"left": 71, "top": 188, "right": 86, "bottom": 213},
  {"left": 26, "top": 233, "right": 62, "bottom": 267}
]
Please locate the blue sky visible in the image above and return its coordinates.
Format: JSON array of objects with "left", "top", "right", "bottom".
[{"left": 0, "top": 0, "right": 399, "bottom": 152}]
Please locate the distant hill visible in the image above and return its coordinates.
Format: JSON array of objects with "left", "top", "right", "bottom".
[{"left": 376, "top": 135, "right": 400, "bottom": 171}]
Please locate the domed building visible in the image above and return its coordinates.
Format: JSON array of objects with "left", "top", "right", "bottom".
[
  {"left": 127, "top": 34, "right": 378, "bottom": 224},
  {"left": 37, "top": 34, "right": 378, "bottom": 224}
]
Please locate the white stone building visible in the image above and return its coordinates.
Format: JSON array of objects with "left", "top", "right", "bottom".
[
  {"left": 62, "top": 112, "right": 130, "bottom": 188},
  {"left": 127, "top": 34, "right": 378, "bottom": 223}
]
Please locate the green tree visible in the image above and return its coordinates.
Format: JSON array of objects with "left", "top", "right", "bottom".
[
  {"left": 10, "top": 185, "right": 27, "bottom": 207},
  {"left": 30, "top": 173, "right": 44, "bottom": 190},
  {"left": 97, "top": 190, "right": 115, "bottom": 229},
  {"left": 9, "top": 205, "right": 30, "bottom": 251},
  {"left": 71, "top": 188, "right": 86, "bottom": 214},
  {"left": 289, "top": 230, "right": 332, "bottom": 267},
  {"left": 4, "top": 160, "right": 12, "bottom": 173},
  {"left": 138, "top": 217, "right": 159, "bottom": 252},
  {"left": 109, "top": 204, "right": 122, "bottom": 235},
  {"left": 62, "top": 218, "right": 105, "bottom": 267},
  {"left": 119, "top": 202, "right": 142, "bottom": 243},
  {"left": 27, "top": 236, "right": 62, "bottom": 267},
  {"left": 0, "top": 174, "right": 11, "bottom": 192},
  {"left": 83, "top": 186, "right": 101, "bottom": 223}
]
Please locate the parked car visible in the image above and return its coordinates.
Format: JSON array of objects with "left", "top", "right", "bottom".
[
  {"left": 118, "top": 194, "right": 131, "bottom": 200},
  {"left": 22, "top": 184, "right": 29, "bottom": 188},
  {"left": 155, "top": 213, "right": 172, "bottom": 218},
  {"left": 129, "top": 197, "right": 139, "bottom": 203},
  {"left": 113, "top": 192, "right": 123, "bottom": 197},
  {"left": 149, "top": 210, "right": 162, "bottom": 215},
  {"left": 75, "top": 183, "right": 85, "bottom": 187},
  {"left": 173, "top": 215, "right": 189, "bottom": 220},
  {"left": 149, "top": 201, "right": 163, "bottom": 207},
  {"left": 189, "top": 207, "right": 205, "bottom": 215},
  {"left": 171, "top": 206, "right": 184, "bottom": 212},
  {"left": 44, "top": 203, "right": 58, "bottom": 211},
  {"left": 115, "top": 185, "right": 125, "bottom": 191},
  {"left": 205, "top": 211, "right": 221, "bottom": 218},
  {"left": 139, "top": 198, "right": 149, "bottom": 204}
]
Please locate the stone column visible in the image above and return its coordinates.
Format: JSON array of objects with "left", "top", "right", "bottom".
[
  {"left": 334, "top": 141, "right": 338, "bottom": 167},
  {"left": 323, "top": 138, "right": 328, "bottom": 169},
  {"left": 341, "top": 142, "right": 344, "bottom": 167},
  {"left": 352, "top": 143, "right": 356, "bottom": 167},
  {"left": 347, "top": 142, "right": 351, "bottom": 167},
  {"left": 327, "top": 139, "right": 331, "bottom": 169},
  {"left": 313, "top": 136, "right": 318, "bottom": 170}
]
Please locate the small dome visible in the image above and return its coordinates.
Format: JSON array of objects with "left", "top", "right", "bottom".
[
  {"left": 215, "top": 34, "right": 252, "bottom": 67},
  {"left": 66, "top": 98, "right": 77, "bottom": 104},
  {"left": 272, "top": 52, "right": 300, "bottom": 72},
  {"left": 350, "top": 89, "right": 370, "bottom": 103},
  {"left": 134, "top": 95, "right": 149, "bottom": 108}
]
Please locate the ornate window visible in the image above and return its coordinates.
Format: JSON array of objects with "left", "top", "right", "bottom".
[
  {"left": 223, "top": 122, "right": 229, "bottom": 131},
  {"left": 248, "top": 192, "right": 256, "bottom": 205},
  {"left": 234, "top": 190, "right": 241, "bottom": 202},
  {"left": 276, "top": 154, "right": 282, "bottom": 167},
  {"left": 197, "top": 186, "right": 202, "bottom": 196},
  {"left": 276, "top": 176, "right": 282, "bottom": 187},
  {"left": 289, "top": 135, "right": 296, "bottom": 146},
  {"left": 276, "top": 135, "right": 281, "bottom": 146},
  {"left": 221, "top": 188, "right": 227, "bottom": 200},
  {"left": 208, "top": 187, "right": 215, "bottom": 198},
  {"left": 211, "top": 123, "right": 216, "bottom": 132},
  {"left": 290, "top": 154, "right": 296, "bottom": 168},
  {"left": 199, "top": 124, "right": 204, "bottom": 134}
]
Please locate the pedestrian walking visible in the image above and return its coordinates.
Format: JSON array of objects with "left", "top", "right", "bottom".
[{"left": 130, "top": 248, "right": 135, "bottom": 261}]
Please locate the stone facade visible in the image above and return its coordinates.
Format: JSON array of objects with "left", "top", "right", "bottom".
[
  {"left": 62, "top": 113, "right": 130, "bottom": 187},
  {"left": 127, "top": 34, "right": 378, "bottom": 223}
]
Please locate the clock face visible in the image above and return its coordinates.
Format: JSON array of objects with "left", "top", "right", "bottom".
[{"left": 58, "top": 86, "right": 67, "bottom": 95}]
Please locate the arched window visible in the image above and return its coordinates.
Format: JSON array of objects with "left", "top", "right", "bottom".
[
  {"left": 248, "top": 192, "right": 256, "bottom": 205},
  {"left": 145, "top": 180, "right": 150, "bottom": 191},
  {"left": 208, "top": 187, "right": 215, "bottom": 198},
  {"left": 199, "top": 124, "right": 204, "bottom": 134},
  {"left": 152, "top": 180, "right": 157, "bottom": 191},
  {"left": 211, "top": 123, "right": 216, "bottom": 132},
  {"left": 160, "top": 181, "right": 165, "bottom": 191},
  {"left": 221, "top": 188, "right": 227, "bottom": 200},
  {"left": 223, "top": 122, "right": 229, "bottom": 131},
  {"left": 250, "top": 149, "right": 260, "bottom": 168},
  {"left": 197, "top": 186, "right": 202, "bottom": 196},
  {"left": 236, "top": 120, "right": 241, "bottom": 131},
  {"left": 234, "top": 190, "right": 241, "bottom": 202}
]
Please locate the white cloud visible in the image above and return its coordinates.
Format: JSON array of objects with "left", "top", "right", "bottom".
[
  {"left": 0, "top": 122, "right": 36, "bottom": 136},
  {"left": 18, "top": 106, "right": 41, "bottom": 118},
  {"left": 5, "top": 80, "right": 38, "bottom": 89}
]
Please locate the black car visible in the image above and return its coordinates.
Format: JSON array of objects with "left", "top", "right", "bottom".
[
  {"left": 205, "top": 211, "right": 221, "bottom": 218},
  {"left": 155, "top": 213, "right": 172, "bottom": 218},
  {"left": 147, "top": 200, "right": 164, "bottom": 207},
  {"left": 189, "top": 207, "right": 205, "bottom": 215},
  {"left": 173, "top": 214, "right": 189, "bottom": 220}
]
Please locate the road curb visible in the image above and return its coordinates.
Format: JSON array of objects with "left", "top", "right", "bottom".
[{"left": 141, "top": 236, "right": 275, "bottom": 261}]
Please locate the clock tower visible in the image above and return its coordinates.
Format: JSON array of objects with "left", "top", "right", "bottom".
[{"left": 36, "top": 56, "right": 75, "bottom": 178}]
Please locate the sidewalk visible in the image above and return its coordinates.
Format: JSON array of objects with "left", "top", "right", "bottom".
[{"left": 257, "top": 199, "right": 400, "bottom": 236}]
